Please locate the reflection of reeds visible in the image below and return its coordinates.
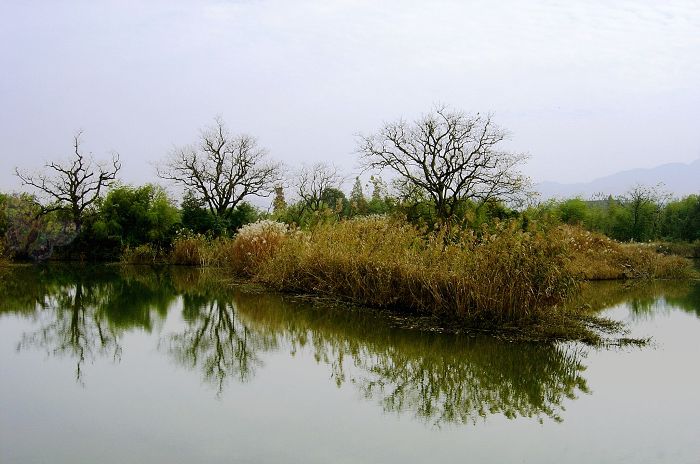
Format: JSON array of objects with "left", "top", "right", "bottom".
[{"left": 231, "top": 290, "right": 589, "bottom": 424}]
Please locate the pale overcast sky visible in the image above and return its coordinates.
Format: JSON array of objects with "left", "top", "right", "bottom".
[{"left": 1, "top": 0, "right": 699, "bottom": 195}]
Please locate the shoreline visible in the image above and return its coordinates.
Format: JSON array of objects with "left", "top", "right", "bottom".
[{"left": 6, "top": 260, "right": 696, "bottom": 346}]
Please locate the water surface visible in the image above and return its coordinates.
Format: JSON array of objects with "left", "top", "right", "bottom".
[{"left": 1, "top": 265, "right": 699, "bottom": 463}]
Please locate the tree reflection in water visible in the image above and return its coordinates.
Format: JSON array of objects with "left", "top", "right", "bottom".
[
  {"left": 231, "top": 291, "right": 589, "bottom": 425},
  {"left": 5, "top": 266, "right": 696, "bottom": 424},
  {"left": 3, "top": 265, "right": 174, "bottom": 383},
  {"left": 17, "top": 281, "right": 122, "bottom": 384},
  {"left": 167, "top": 294, "right": 278, "bottom": 394},
  {"left": 569, "top": 280, "right": 700, "bottom": 322}
]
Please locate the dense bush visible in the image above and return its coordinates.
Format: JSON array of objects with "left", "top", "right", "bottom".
[
  {"left": 180, "top": 191, "right": 259, "bottom": 236},
  {"left": 121, "top": 243, "right": 164, "bottom": 264},
  {"left": 92, "top": 184, "right": 180, "bottom": 248},
  {"left": 0, "top": 193, "right": 76, "bottom": 261}
]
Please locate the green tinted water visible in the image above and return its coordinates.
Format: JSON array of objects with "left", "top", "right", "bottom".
[{"left": 1, "top": 265, "right": 699, "bottom": 463}]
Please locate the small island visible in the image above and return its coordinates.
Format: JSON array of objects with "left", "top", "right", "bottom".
[{"left": 3, "top": 107, "right": 697, "bottom": 344}]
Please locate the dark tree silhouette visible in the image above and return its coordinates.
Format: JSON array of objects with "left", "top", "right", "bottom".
[
  {"left": 359, "top": 106, "right": 530, "bottom": 222},
  {"left": 294, "top": 162, "right": 343, "bottom": 212},
  {"left": 15, "top": 131, "right": 120, "bottom": 231},
  {"left": 158, "top": 117, "right": 281, "bottom": 218}
]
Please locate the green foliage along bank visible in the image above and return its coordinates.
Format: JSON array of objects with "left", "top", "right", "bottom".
[{"left": 530, "top": 191, "right": 700, "bottom": 256}]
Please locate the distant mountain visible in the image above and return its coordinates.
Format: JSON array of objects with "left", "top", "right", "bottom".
[{"left": 536, "top": 159, "right": 700, "bottom": 199}]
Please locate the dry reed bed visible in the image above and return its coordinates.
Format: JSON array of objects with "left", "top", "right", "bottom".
[
  {"left": 253, "top": 217, "right": 579, "bottom": 324},
  {"left": 122, "top": 217, "right": 695, "bottom": 329},
  {"left": 561, "top": 226, "right": 694, "bottom": 280}
]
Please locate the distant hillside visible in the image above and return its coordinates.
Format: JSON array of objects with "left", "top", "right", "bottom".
[{"left": 537, "top": 159, "right": 700, "bottom": 199}]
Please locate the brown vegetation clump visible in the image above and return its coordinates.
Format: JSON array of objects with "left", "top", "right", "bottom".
[
  {"left": 562, "top": 226, "right": 695, "bottom": 280},
  {"left": 169, "top": 232, "right": 210, "bottom": 266},
  {"left": 167, "top": 221, "right": 289, "bottom": 271},
  {"left": 653, "top": 240, "right": 700, "bottom": 259},
  {"left": 255, "top": 216, "right": 578, "bottom": 324},
  {"left": 215, "top": 220, "right": 289, "bottom": 275}
]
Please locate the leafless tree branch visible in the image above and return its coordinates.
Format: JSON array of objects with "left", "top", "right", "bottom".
[
  {"left": 358, "top": 105, "right": 531, "bottom": 221},
  {"left": 15, "top": 131, "right": 121, "bottom": 230},
  {"left": 157, "top": 117, "right": 282, "bottom": 217},
  {"left": 294, "top": 162, "right": 344, "bottom": 212}
]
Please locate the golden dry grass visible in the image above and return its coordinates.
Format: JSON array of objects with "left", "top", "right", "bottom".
[
  {"left": 169, "top": 233, "right": 210, "bottom": 266},
  {"left": 562, "top": 226, "right": 695, "bottom": 280},
  {"left": 254, "top": 217, "right": 579, "bottom": 324},
  {"left": 219, "top": 221, "right": 288, "bottom": 275},
  {"left": 168, "top": 221, "right": 288, "bottom": 272}
]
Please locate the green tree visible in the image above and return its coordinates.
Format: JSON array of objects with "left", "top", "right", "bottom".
[
  {"left": 1, "top": 193, "right": 76, "bottom": 260},
  {"left": 558, "top": 198, "right": 589, "bottom": 225},
  {"left": 0, "top": 192, "right": 8, "bottom": 239},
  {"left": 181, "top": 191, "right": 216, "bottom": 234},
  {"left": 621, "top": 184, "right": 667, "bottom": 241},
  {"left": 320, "top": 187, "right": 349, "bottom": 215},
  {"left": 660, "top": 195, "right": 700, "bottom": 241},
  {"left": 272, "top": 185, "right": 287, "bottom": 215},
  {"left": 349, "top": 177, "right": 368, "bottom": 216},
  {"left": 367, "top": 176, "right": 392, "bottom": 215},
  {"left": 92, "top": 184, "right": 180, "bottom": 247},
  {"left": 180, "top": 190, "right": 259, "bottom": 236}
]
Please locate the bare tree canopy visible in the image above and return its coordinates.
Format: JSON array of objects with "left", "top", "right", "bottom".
[
  {"left": 295, "top": 162, "right": 344, "bottom": 212},
  {"left": 622, "top": 183, "right": 669, "bottom": 241},
  {"left": 158, "top": 117, "right": 281, "bottom": 217},
  {"left": 358, "top": 106, "right": 530, "bottom": 221},
  {"left": 15, "top": 131, "right": 120, "bottom": 230}
]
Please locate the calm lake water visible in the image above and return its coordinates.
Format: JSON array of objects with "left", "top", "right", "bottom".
[{"left": 1, "top": 265, "right": 699, "bottom": 464}]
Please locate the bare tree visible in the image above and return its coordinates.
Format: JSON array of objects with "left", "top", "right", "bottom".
[
  {"left": 158, "top": 117, "right": 282, "bottom": 218},
  {"left": 358, "top": 106, "right": 530, "bottom": 222},
  {"left": 622, "top": 183, "right": 669, "bottom": 241},
  {"left": 15, "top": 131, "right": 120, "bottom": 231},
  {"left": 295, "top": 162, "right": 344, "bottom": 212}
]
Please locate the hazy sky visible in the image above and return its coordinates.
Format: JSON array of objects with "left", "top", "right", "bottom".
[{"left": 1, "top": 0, "right": 699, "bottom": 196}]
